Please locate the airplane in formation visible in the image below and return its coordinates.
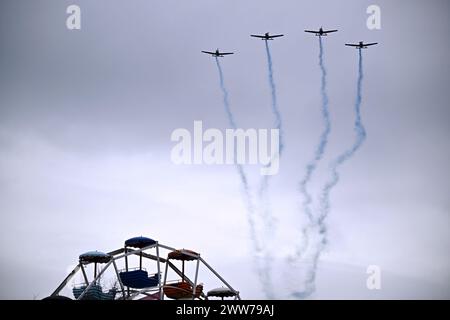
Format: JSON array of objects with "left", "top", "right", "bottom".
[
  {"left": 201, "top": 35, "right": 377, "bottom": 56},
  {"left": 345, "top": 41, "right": 378, "bottom": 49},
  {"left": 250, "top": 32, "right": 284, "bottom": 40},
  {"left": 304, "top": 27, "right": 338, "bottom": 36},
  {"left": 201, "top": 49, "right": 234, "bottom": 57}
]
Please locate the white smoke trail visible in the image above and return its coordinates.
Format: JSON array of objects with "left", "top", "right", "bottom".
[
  {"left": 252, "top": 40, "right": 286, "bottom": 298},
  {"left": 214, "top": 56, "right": 276, "bottom": 297},
  {"left": 293, "top": 49, "right": 366, "bottom": 298},
  {"left": 319, "top": 49, "right": 366, "bottom": 229},
  {"left": 264, "top": 40, "right": 284, "bottom": 152},
  {"left": 294, "top": 36, "right": 331, "bottom": 260},
  {"left": 214, "top": 57, "right": 260, "bottom": 251}
]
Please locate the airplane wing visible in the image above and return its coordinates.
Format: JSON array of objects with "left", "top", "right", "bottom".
[
  {"left": 365, "top": 42, "right": 378, "bottom": 46},
  {"left": 250, "top": 35, "right": 265, "bottom": 38},
  {"left": 345, "top": 44, "right": 359, "bottom": 47},
  {"left": 271, "top": 34, "right": 284, "bottom": 38},
  {"left": 324, "top": 29, "right": 338, "bottom": 33},
  {"left": 220, "top": 52, "right": 234, "bottom": 55},
  {"left": 304, "top": 30, "right": 318, "bottom": 33},
  {"left": 201, "top": 51, "right": 215, "bottom": 55}
]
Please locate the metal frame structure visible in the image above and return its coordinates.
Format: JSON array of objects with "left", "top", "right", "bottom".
[{"left": 50, "top": 240, "right": 240, "bottom": 300}]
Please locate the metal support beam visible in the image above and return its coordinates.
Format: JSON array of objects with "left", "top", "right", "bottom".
[
  {"left": 132, "top": 251, "right": 167, "bottom": 264},
  {"left": 107, "top": 248, "right": 125, "bottom": 256},
  {"left": 125, "top": 248, "right": 129, "bottom": 297},
  {"left": 192, "top": 257, "right": 200, "bottom": 300},
  {"left": 80, "top": 263, "right": 89, "bottom": 286},
  {"left": 157, "top": 243, "right": 177, "bottom": 252},
  {"left": 51, "top": 264, "right": 80, "bottom": 296},
  {"left": 199, "top": 257, "right": 240, "bottom": 299},
  {"left": 78, "top": 260, "right": 113, "bottom": 300},
  {"left": 162, "top": 258, "right": 169, "bottom": 300},
  {"left": 112, "top": 259, "right": 126, "bottom": 300},
  {"left": 156, "top": 243, "right": 162, "bottom": 300},
  {"left": 109, "top": 244, "right": 157, "bottom": 260}
]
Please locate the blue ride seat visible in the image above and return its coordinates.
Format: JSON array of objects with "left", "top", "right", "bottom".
[
  {"left": 119, "top": 269, "right": 160, "bottom": 289},
  {"left": 72, "top": 284, "right": 117, "bottom": 300}
]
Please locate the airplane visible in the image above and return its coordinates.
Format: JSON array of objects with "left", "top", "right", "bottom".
[
  {"left": 250, "top": 32, "right": 284, "bottom": 40},
  {"left": 201, "top": 49, "right": 234, "bottom": 57},
  {"left": 345, "top": 41, "right": 378, "bottom": 49},
  {"left": 304, "top": 27, "right": 338, "bottom": 36}
]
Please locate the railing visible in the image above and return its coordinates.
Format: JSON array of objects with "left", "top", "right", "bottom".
[{"left": 118, "top": 267, "right": 147, "bottom": 273}]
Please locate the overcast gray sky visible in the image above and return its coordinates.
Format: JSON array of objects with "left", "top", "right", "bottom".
[{"left": 0, "top": 0, "right": 449, "bottom": 299}]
